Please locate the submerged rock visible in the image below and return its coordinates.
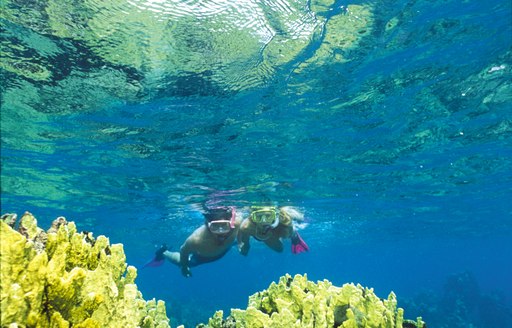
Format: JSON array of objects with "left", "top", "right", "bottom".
[
  {"left": 199, "top": 274, "right": 425, "bottom": 328},
  {"left": 0, "top": 212, "right": 170, "bottom": 328}
]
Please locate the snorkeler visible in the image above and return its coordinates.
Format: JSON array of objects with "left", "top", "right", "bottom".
[
  {"left": 237, "top": 206, "right": 309, "bottom": 255},
  {"left": 146, "top": 206, "right": 242, "bottom": 277}
]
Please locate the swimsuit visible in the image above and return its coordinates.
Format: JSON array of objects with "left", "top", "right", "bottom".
[{"left": 188, "top": 240, "right": 236, "bottom": 266}]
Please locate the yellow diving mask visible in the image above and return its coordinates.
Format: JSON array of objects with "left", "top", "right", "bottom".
[{"left": 250, "top": 207, "right": 279, "bottom": 228}]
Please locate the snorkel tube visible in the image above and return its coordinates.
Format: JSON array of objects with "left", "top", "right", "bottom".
[{"left": 229, "top": 206, "right": 236, "bottom": 228}]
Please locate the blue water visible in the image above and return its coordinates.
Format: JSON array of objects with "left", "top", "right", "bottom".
[{"left": 1, "top": 0, "right": 512, "bottom": 326}]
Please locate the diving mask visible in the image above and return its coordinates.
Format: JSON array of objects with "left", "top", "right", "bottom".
[
  {"left": 206, "top": 206, "right": 236, "bottom": 235},
  {"left": 208, "top": 220, "right": 233, "bottom": 234},
  {"left": 250, "top": 208, "right": 279, "bottom": 228}
]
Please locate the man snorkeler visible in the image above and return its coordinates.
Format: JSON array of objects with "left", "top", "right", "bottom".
[
  {"left": 237, "top": 206, "right": 309, "bottom": 255},
  {"left": 146, "top": 206, "right": 242, "bottom": 277}
]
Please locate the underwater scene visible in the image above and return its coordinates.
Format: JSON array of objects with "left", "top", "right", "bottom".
[{"left": 1, "top": 0, "right": 511, "bottom": 327}]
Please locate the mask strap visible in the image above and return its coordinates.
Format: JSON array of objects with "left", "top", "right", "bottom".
[{"left": 229, "top": 207, "right": 236, "bottom": 228}]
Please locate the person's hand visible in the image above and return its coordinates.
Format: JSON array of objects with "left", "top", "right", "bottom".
[
  {"left": 181, "top": 266, "right": 192, "bottom": 277},
  {"left": 238, "top": 242, "right": 249, "bottom": 256}
]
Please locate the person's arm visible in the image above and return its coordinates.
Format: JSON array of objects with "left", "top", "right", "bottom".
[
  {"left": 179, "top": 240, "right": 193, "bottom": 277},
  {"left": 237, "top": 219, "right": 252, "bottom": 256},
  {"left": 264, "top": 224, "right": 291, "bottom": 252},
  {"left": 264, "top": 237, "right": 284, "bottom": 252},
  {"left": 281, "top": 224, "right": 294, "bottom": 239}
]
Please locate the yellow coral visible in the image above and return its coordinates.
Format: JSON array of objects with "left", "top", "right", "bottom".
[
  {"left": 0, "top": 212, "right": 170, "bottom": 328},
  {"left": 201, "top": 273, "right": 425, "bottom": 328}
]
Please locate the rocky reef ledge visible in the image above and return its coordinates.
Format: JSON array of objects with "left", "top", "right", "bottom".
[
  {"left": 1, "top": 212, "right": 425, "bottom": 328},
  {"left": 0, "top": 212, "right": 170, "bottom": 328}
]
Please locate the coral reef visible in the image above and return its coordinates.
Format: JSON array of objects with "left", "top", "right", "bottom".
[
  {"left": 198, "top": 274, "right": 425, "bottom": 328},
  {"left": 0, "top": 212, "right": 171, "bottom": 328},
  {"left": 1, "top": 212, "right": 428, "bottom": 328},
  {"left": 402, "top": 271, "right": 512, "bottom": 328}
]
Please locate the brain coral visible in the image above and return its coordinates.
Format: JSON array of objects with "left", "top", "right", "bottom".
[{"left": 0, "top": 212, "right": 170, "bottom": 328}]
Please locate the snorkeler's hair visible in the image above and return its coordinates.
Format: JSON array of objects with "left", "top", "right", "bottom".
[
  {"left": 280, "top": 206, "right": 304, "bottom": 221},
  {"left": 204, "top": 207, "right": 232, "bottom": 222}
]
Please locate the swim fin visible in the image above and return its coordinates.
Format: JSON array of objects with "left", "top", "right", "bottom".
[
  {"left": 291, "top": 232, "right": 309, "bottom": 254},
  {"left": 143, "top": 244, "right": 167, "bottom": 268}
]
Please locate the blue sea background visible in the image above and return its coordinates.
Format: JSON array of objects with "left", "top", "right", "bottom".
[{"left": 1, "top": 0, "right": 511, "bottom": 327}]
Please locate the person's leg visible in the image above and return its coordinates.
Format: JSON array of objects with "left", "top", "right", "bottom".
[
  {"left": 163, "top": 250, "right": 181, "bottom": 266},
  {"left": 187, "top": 248, "right": 231, "bottom": 267},
  {"left": 163, "top": 251, "right": 209, "bottom": 268}
]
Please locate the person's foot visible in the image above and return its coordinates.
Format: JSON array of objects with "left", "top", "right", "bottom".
[
  {"left": 154, "top": 244, "right": 168, "bottom": 261},
  {"left": 291, "top": 232, "right": 309, "bottom": 254},
  {"left": 143, "top": 244, "right": 168, "bottom": 268}
]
